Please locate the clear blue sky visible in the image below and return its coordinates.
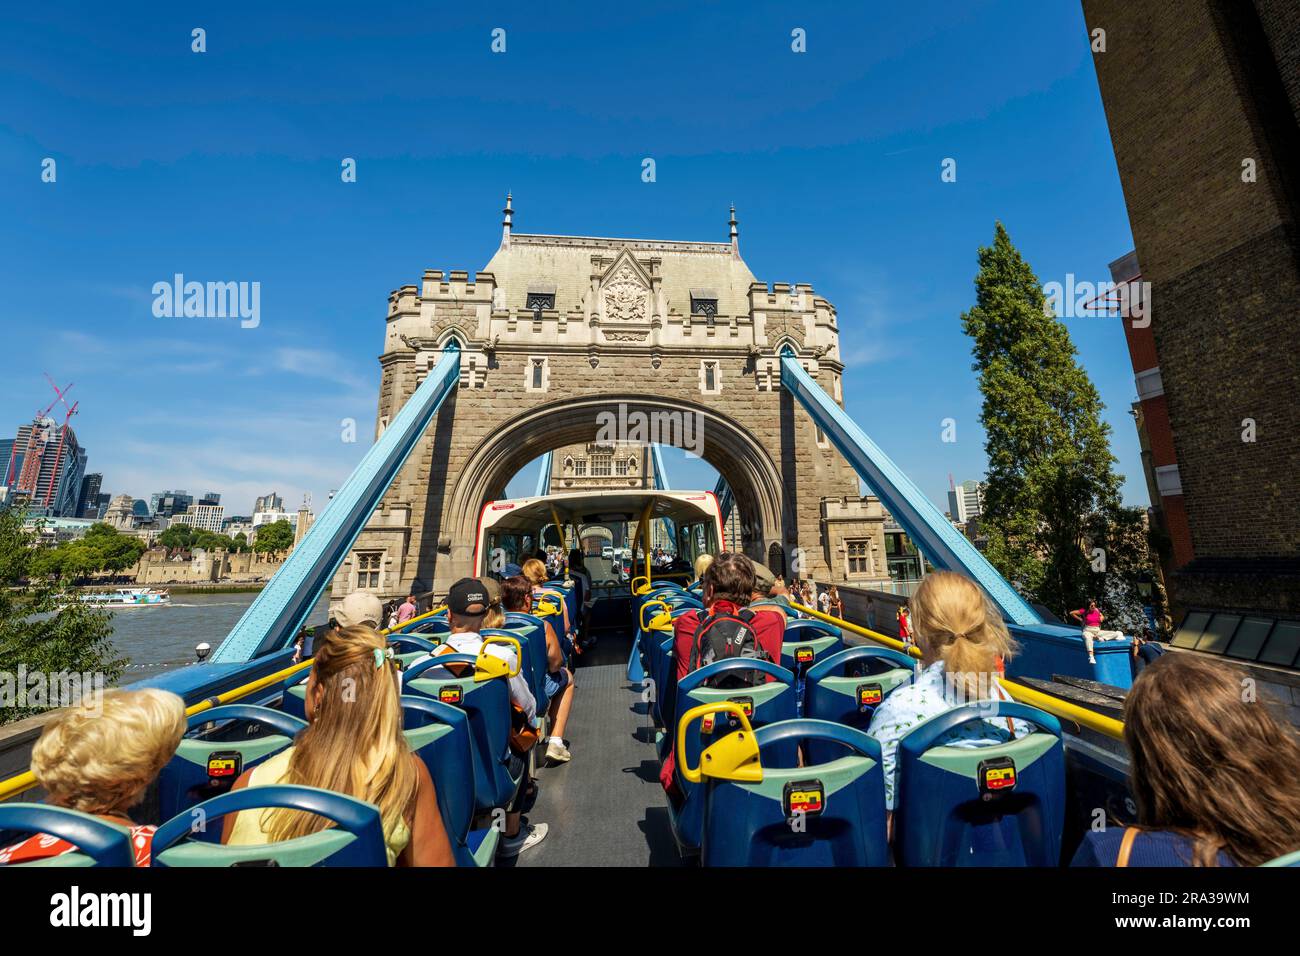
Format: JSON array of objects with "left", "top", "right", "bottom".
[{"left": 0, "top": 1, "right": 1144, "bottom": 518}]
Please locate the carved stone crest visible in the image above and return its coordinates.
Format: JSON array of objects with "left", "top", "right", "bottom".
[{"left": 601, "top": 262, "right": 648, "bottom": 322}]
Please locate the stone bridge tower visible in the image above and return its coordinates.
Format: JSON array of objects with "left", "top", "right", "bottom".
[{"left": 330, "top": 197, "right": 879, "bottom": 601}]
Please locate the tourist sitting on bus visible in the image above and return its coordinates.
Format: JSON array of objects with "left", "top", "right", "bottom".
[
  {"left": 293, "top": 590, "right": 384, "bottom": 663},
  {"left": 423, "top": 578, "right": 546, "bottom": 857},
  {"left": 503, "top": 575, "right": 575, "bottom": 765},
  {"left": 659, "top": 553, "right": 784, "bottom": 795},
  {"left": 0, "top": 689, "right": 187, "bottom": 867},
  {"left": 567, "top": 548, "right": 592, "bottom": 610},
  {"left": 1072, "top": 653, "right": 1300, "bottom": 867},
  {"left": 692, "top": 553, "right": 713, "bottom": 586},
  {"left": 523, "top": 557, "right": 573, "bottom": 646},
  {"left": 478, "top": 575, "right": 506, "bottom": 629},
  {"left": 746, "top": 561, "right": 789, "bottom": 625},
  {"left": 867, "top": 571, "right": 1028, "bottom": 833},
  {"left": 223, "top": 624, "right": 454, "bottom": 866}
]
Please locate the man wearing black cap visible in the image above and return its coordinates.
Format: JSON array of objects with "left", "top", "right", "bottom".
[{"left": 426, "top": 578, "right": 547, "bottom": 857}]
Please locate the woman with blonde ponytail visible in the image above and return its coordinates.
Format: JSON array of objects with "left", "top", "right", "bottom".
[
  {"left": 222, "top": 625, "right": 454, "bottom": 866},
  {"left": 868, "top": 571, "right": 1030, "bottom": 819}
]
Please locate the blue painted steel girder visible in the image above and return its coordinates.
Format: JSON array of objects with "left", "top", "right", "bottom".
[
  {"left": 211, "top": 346, "right": 463, "bottom": 663},
  {"left": 534, "top": 450, "right": 553, "bottom": 497},
  {"left": 778, "top": 351, "right": 1040, "bottom": 626}
]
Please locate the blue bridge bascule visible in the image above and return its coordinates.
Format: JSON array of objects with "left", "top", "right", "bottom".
[{"left": 139, "top": 343, "right": 1129, "bottom": 706}]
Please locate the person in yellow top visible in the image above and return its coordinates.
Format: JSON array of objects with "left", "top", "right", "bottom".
[{"left": 222, "top": 618, "right": 455, "bottom": 867}]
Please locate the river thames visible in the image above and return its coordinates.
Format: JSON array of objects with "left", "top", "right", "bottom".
[{"left": 109, "top": 591, "right": 331, "bottom": 684}]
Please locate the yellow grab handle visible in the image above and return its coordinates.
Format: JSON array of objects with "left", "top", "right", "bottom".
[
  {"left": 475, "top": 635, "right": 522, "bottom": 682},
  {"left": 640, "top": 599, "right": 670, "bottom": 631},
  {"left": 676, "top": 702, "right": 762, "bottom": 785},
  {"left": 631, "top": 575, "right": 650, "bottom": 595}
]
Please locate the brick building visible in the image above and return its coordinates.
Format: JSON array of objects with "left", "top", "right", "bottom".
[{"left": 1084, "top": 0, "right": 1300, "bottom": 620}]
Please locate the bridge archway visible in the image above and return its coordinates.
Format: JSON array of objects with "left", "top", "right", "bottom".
[{"left": 433, "top": 394, "right": 788, "bottom": 581}]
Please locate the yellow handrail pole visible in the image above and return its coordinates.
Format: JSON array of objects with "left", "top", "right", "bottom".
[
  {"left": 789, "top": 601, "right": 1125, "bottom": 741},
  {"left": 549, "top": 506, "right": 566, "bottom": 561},
  {"left": 641, "top": 499, "right": 656, "bottom": 586},
  {"left": 0, "top": 656, "right": 317, "bottom": 802}
]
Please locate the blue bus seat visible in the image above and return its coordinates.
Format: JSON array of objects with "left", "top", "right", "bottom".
[
  {"left": 895, "top": 702, "right": 1065, "bottom": 867},
  {"left": 804, "top": 646, "right": 916, "bottom": 760},
  {"left": 666, "top": 659, "right": 797, "bottom": 855},
  {"left": 406, "top": 618, "right": 452, "bottom": 638},
  {"left": 0, "top": 804, "right": 136, "bottom": 867},
  {"left": 389, "top": 635, "right": 443, "bottom": 669},
  {"left": 402, "top": 651, "right": 525, "bottom": 812},
  {"left": 152, "top": 785, "right": 387, "bottom": 867},
  {"left": 401, "top": 695, "right": 498, "bottom": 867},
  {"left": 692, "top": 715, "right": 890, "bottom": 867},
  {"left": 483, "top": 626, "right": 546, "bottom": 718},
  {"left": 779, "top": 620, "right": 843, "bottom": 714},
  {"left": 502, "top": 614, "right": 554, "bottom": 714},
  {"left": 157, "top": 705, "right": 307, "bottom": 830}
]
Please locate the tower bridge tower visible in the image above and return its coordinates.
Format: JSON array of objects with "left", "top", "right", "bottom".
[{"left": 332, "top": 198, "right": 885, "bottom": 600}]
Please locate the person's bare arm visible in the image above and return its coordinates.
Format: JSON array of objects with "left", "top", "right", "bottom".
[
  {"left": 398, "top": 757, "right": 456, "bottom": 867},
  {"left": 220, "top": 768, "right": 254, "bottom": 844},
  {"left": 544, "top": 621, "right": 563, "bottom": 672}
]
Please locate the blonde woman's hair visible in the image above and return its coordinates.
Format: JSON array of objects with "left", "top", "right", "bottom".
[
  {"left": 909, "top": 571, "right": 1016, "bottom": 698},
  {"left": 483, "top": 605, "right": 505, "bottom": 629},
  {"left": 265, "top": 624, "right": 417, "bottom": 844},
  {"left": 32, "top": 688, "right": 186, "bottom": 816},
  {"left": 521, "top": 558, "right": 548, "bottom": 586},
  {"left": 694, "top": 553, "right": 714, "bottom": 581}
]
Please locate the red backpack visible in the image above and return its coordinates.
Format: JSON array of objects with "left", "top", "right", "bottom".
[{"left": 687, "top": 607, "right": 771, "bottom": 688}]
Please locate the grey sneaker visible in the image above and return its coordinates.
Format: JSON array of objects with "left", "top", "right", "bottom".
[
  {"left": 546, "top": 738, "right": 572, "bottom": 764},
  {"left": 498, "top": 822, "right": 548, "bottom": 858}
]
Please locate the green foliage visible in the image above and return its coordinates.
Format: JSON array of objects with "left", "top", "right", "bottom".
[
  {"left": 29, "top": 522, "right": 146, "bottom": 581},
  {"left": 961, "top": 223, "right": 1144, "bottom": 619},
  {"left": 253, "top": 518, "right": 295, "bottom": 554},
  {"left": 158, "top": 522, "right": 244, "bottom": 553},
  {"left": 0, "top": 509, "right": 124, "bottom": 724}
]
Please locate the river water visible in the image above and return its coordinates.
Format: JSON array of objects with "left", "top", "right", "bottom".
[{"left": 110, "top": 591, "right": 331, "bottom": 684}]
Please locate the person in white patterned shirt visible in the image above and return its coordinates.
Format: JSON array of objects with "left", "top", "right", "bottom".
[{"left": 868, "top": 572, "right": 1030, "bottom": 831}]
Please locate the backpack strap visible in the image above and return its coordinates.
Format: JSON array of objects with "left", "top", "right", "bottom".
[
  {"left": 1116, "top": 827, "right": 1141, "bottom": 868},
  {"left": 687, "top": 611, "right": 712, "bottom": 673}
]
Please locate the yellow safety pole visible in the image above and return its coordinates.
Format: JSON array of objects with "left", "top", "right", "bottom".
[
  {"left": 640, "top": 499, "right": 656, "bottom": 586},
  {"left": 790, "top": 601, "right": 1126, "bottom": 741}
]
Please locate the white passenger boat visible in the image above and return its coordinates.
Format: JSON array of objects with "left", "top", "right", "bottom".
[{"left": 78, "top": 587, "right": 171, "bottom": 607}]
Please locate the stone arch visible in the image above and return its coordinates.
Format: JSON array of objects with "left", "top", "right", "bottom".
[{"left": 437, "top": 393, "right": 789, "bottom": 584}]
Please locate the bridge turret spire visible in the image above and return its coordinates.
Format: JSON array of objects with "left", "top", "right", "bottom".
[
  {"left": 729, "top": 203, "right": 739, "bottom": 257},
  {"left": 501, "top": 191, "right": 514, "bottom": 249}
]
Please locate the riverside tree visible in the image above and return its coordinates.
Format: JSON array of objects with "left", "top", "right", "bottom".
[
  {"left": 960, "top": 223, "right": 1155, "bottom": 624},
  {"left": 0, "top": 509, "right": 124, "bottom": 723}
]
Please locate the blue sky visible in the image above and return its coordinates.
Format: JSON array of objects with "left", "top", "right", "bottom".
[{"left": 0, "top": 1, "right": 1144, "bottom": 518}]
